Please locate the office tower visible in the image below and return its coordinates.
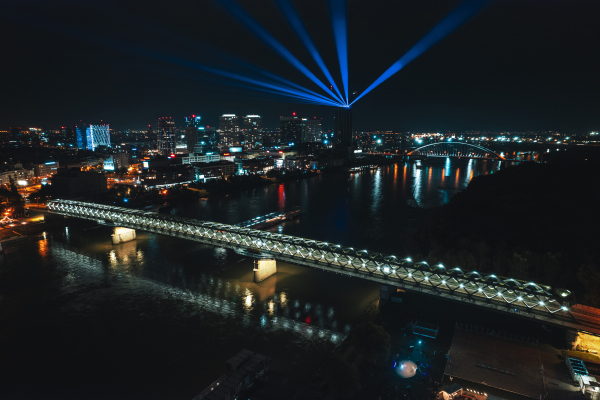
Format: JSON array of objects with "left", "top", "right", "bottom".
[
  {"left": 184, "top": 115, "right": 203, "bottom": 152},
  {"left": 280, "top": 114, "right": 305, "bottom": 146},
  {"left": 74, "top": 124, "right": 85, "bottom": 149},
  {"left": 157, "top": 117, "right": 176, "bottom": 156},
  {"left": 242, "top": 115, "right": 262, "bottom": 146},
  {"left": 219, "top": 114, "right": 239, "bottom": 146},
  {"left": 303, "top": 118, "right": 322, "bottom": 143},
  {"left": 86, "top": 124, "right": 110, "bottom": 151},
  {"left": 72, "top": 124, "right": 110, "bottom": 151},
  {"left": 333, "top": 107, "right": 353, "bottom": 152}
]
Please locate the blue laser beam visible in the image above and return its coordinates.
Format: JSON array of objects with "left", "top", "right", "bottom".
[
  {"left": 329, "top": 0, "right": 349, "bottom": 104},
  {"left": 275, "top": 0, "right": 345, "bottom": 103},
  {"left": 351, "top": 0, "right": 493, "bottom": 105},
  {"left": 18, "top": 14, "right": 339, "bottom": 107},
  {"left": 217, "top": 0, "right": 342, "bottom": 104}
]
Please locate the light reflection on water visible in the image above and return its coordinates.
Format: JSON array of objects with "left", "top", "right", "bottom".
[
  {"left": 0, "top": 158, "right": 513, "bottom": 397},
  {"left": 49, "top": 240, "right": 348, "bottom": 344}
]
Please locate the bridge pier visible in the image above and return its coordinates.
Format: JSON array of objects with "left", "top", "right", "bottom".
[
  {"left": 112, "top": 227, "right": 136, "bottom": 245},
  {"left": 380, "top": 284, "right": 393, "bottom": 305},
  {"left": 254, "top": 259, "right": 276, "bottom": 282}
]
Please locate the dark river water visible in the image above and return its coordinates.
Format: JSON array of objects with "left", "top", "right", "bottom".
[{"left": 0, "top": 159, "right": 503, "bottom": 399}]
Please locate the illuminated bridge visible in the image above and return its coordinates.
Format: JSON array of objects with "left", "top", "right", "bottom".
[
  {"left": 408, "top": 142, "right": 504, "bottom": 160},
  {"left": 47, "top": 199, "right": 590, "bottom": 332}
]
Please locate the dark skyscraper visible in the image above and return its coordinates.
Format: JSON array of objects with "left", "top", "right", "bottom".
[
  {"left": 280, "top": 114, "right": 305, "bottom": 146},
  {"left": 157, "top": 117, "right": 176, "bottom": 156},
  {"left": 184, "top": 115, "right": 203, "bottom": 153},
  {"left": 303, "top": 118, "right": 322, "bottom": 143},
  {"left": 333, "top": 107, "right": 353, "bottom": 152}
]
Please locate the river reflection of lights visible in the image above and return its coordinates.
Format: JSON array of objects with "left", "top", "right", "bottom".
[
  {"left": 49, "top": 242, "right": 346, "bottom": 344},
  {"left": 38, "top": 236, "right": 49, "bottom": 257},
  {"left": 109, "top": 250, "right": 117, "bottom": 266}
]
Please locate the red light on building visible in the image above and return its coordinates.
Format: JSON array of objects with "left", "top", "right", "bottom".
[
  {"left": 278, "top": 151, "right": 283, "bottom": 154},
  {"left": 170, "top": 154, "right": 175, "bottom": 158},
  {"left": 292, "top": 112, "right": 296, "bottom": 116}
]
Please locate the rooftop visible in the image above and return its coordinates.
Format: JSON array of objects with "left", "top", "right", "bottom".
[{"left": 444, "top": 326, "right": 544, "bottom": 399}]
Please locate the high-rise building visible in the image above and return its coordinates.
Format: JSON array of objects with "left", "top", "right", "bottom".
[
  {"left": 333, "top": 107, "right": 353, "bottom": 152},
  {"left": 184, "top": 115, "right": 203, "bottom": 152},
  {"left": 302, "top": 118, "right": 323, "bottom": 143},
  {"left": 157, "top": 117, "right": 176, "bottom": 156},
  {"left": 73, "top": 124, "right": 110, "bottom": 151},
  {"left": 74, "top": 124, "right": 85, "bottom": 149},
  {"left": 219, "top": 114, "right": 239, "bottom": 146},
  {"left": 86, "top": 124, "right": 111, "bottom": 151},
  {"left": 280, "top": 115, "right": 305, "bottom": 147},
  {"left": 241, "top": 115, "right": 262, "bottom": 147}
]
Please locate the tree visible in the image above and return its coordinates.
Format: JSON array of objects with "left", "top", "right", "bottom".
[
  {"left": 475, "top": 241, "right": 491, "bottom": 270},
  {"left": 325, "top": 355, "right": 361, "bottom": 399},
  {"left": 508, "top": 252, "right": 529, "bottom": 281},
  {"left": 578, "top": 263, "right": 600, "bottom": 308},
  {"left": 353, "top": 321, "right": 391, "bottom": 363}
]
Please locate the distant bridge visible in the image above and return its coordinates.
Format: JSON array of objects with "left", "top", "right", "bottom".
[
  {"left": 47, "top": 199, "right": 595, "bottom": 333},
  {"left": 408, "top": 142, "right": 504, "bottom": 160}
]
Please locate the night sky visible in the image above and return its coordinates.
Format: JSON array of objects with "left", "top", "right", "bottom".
[{"left": 3, "top": 0, "right": 599, "bottom": 132}]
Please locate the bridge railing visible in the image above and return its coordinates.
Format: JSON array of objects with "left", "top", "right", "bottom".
[{"left": 48, "top": 199, "right": 569, "bottom": 317}]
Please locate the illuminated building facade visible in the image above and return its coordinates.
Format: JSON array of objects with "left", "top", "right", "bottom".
[
  {"left": 241, "top": 115, "right": 262, "bottom": 147},
  {"left": 219, "top": 114, "right": 239, "bottom": 146},
  {"left": 184, "top": 115, "right": 203, "bottom": 152},
  {"left": 280, "top": 115, "right": 305, "bottom": 147},
  {"left": 303, "top": 118, "right": 323, "bottom": 143},
  {"left": 157, "top": 117, "right": 176, "bottom": 156}
]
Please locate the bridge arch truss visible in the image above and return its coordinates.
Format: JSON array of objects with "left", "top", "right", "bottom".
[
  {"left": 48, "top": 200, "right": 570, "bottom": 320},
  {"left": 409, "top": 142, "right": 504, "bottom": 160}
]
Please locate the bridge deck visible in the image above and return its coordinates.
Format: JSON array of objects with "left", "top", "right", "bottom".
[{"left": 47, "top": 199, "right": 596, "bottom": 334}]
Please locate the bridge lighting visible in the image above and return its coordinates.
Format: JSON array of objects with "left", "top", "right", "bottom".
[
  {"left": 497, "top": 292, "right": 502, "bottom": 297},
  {"left": 442, "top": 280, "right": 446, "bottom": 285},
  {"left": 406, "top": 257, "right": 412, "bottom": 262},
  {"left": 561, "top": 306, "right": 568, "bottom": 311},
  {"left": 384, "top": 267, "right": 390, "bottom": 273},
  {"left": 459, "top": 284, "right": 464, "bottom": 288},
  {"left": 539, "top": 301, "right": 545, "bottom": 306},
  {"left": 424, "top": 276, "right": 429, "bottom": 281},
  {"left": 438, "top": 264, "right": 444, "bottom": 268},
  {"left": 408, "top": 273, "right": 412, "bottom": 277},
  {"left": 517, "top": 296, "right": 523, "bottom": 301},
  {"left": 478, "top": 288, "right": 483, "bottom": 292}
]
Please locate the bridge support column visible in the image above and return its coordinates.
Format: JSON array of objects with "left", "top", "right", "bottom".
[
  {"left": 254, "top": 259, "right": 276, "bottom": 283},
  {"left": 112, "top": 227, "right": 136, "bottom": 245},
  {"left": 380, "top": 285, "right": 393, "bottom": 305}
]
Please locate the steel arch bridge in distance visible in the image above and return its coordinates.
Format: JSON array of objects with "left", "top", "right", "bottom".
[{"left": 408, "top": 142, "right": 504, "bottom": 160}]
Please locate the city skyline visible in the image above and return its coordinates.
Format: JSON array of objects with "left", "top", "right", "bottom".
[{"left": 3, "top": 0, "right": 599, "bottom": 133}]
